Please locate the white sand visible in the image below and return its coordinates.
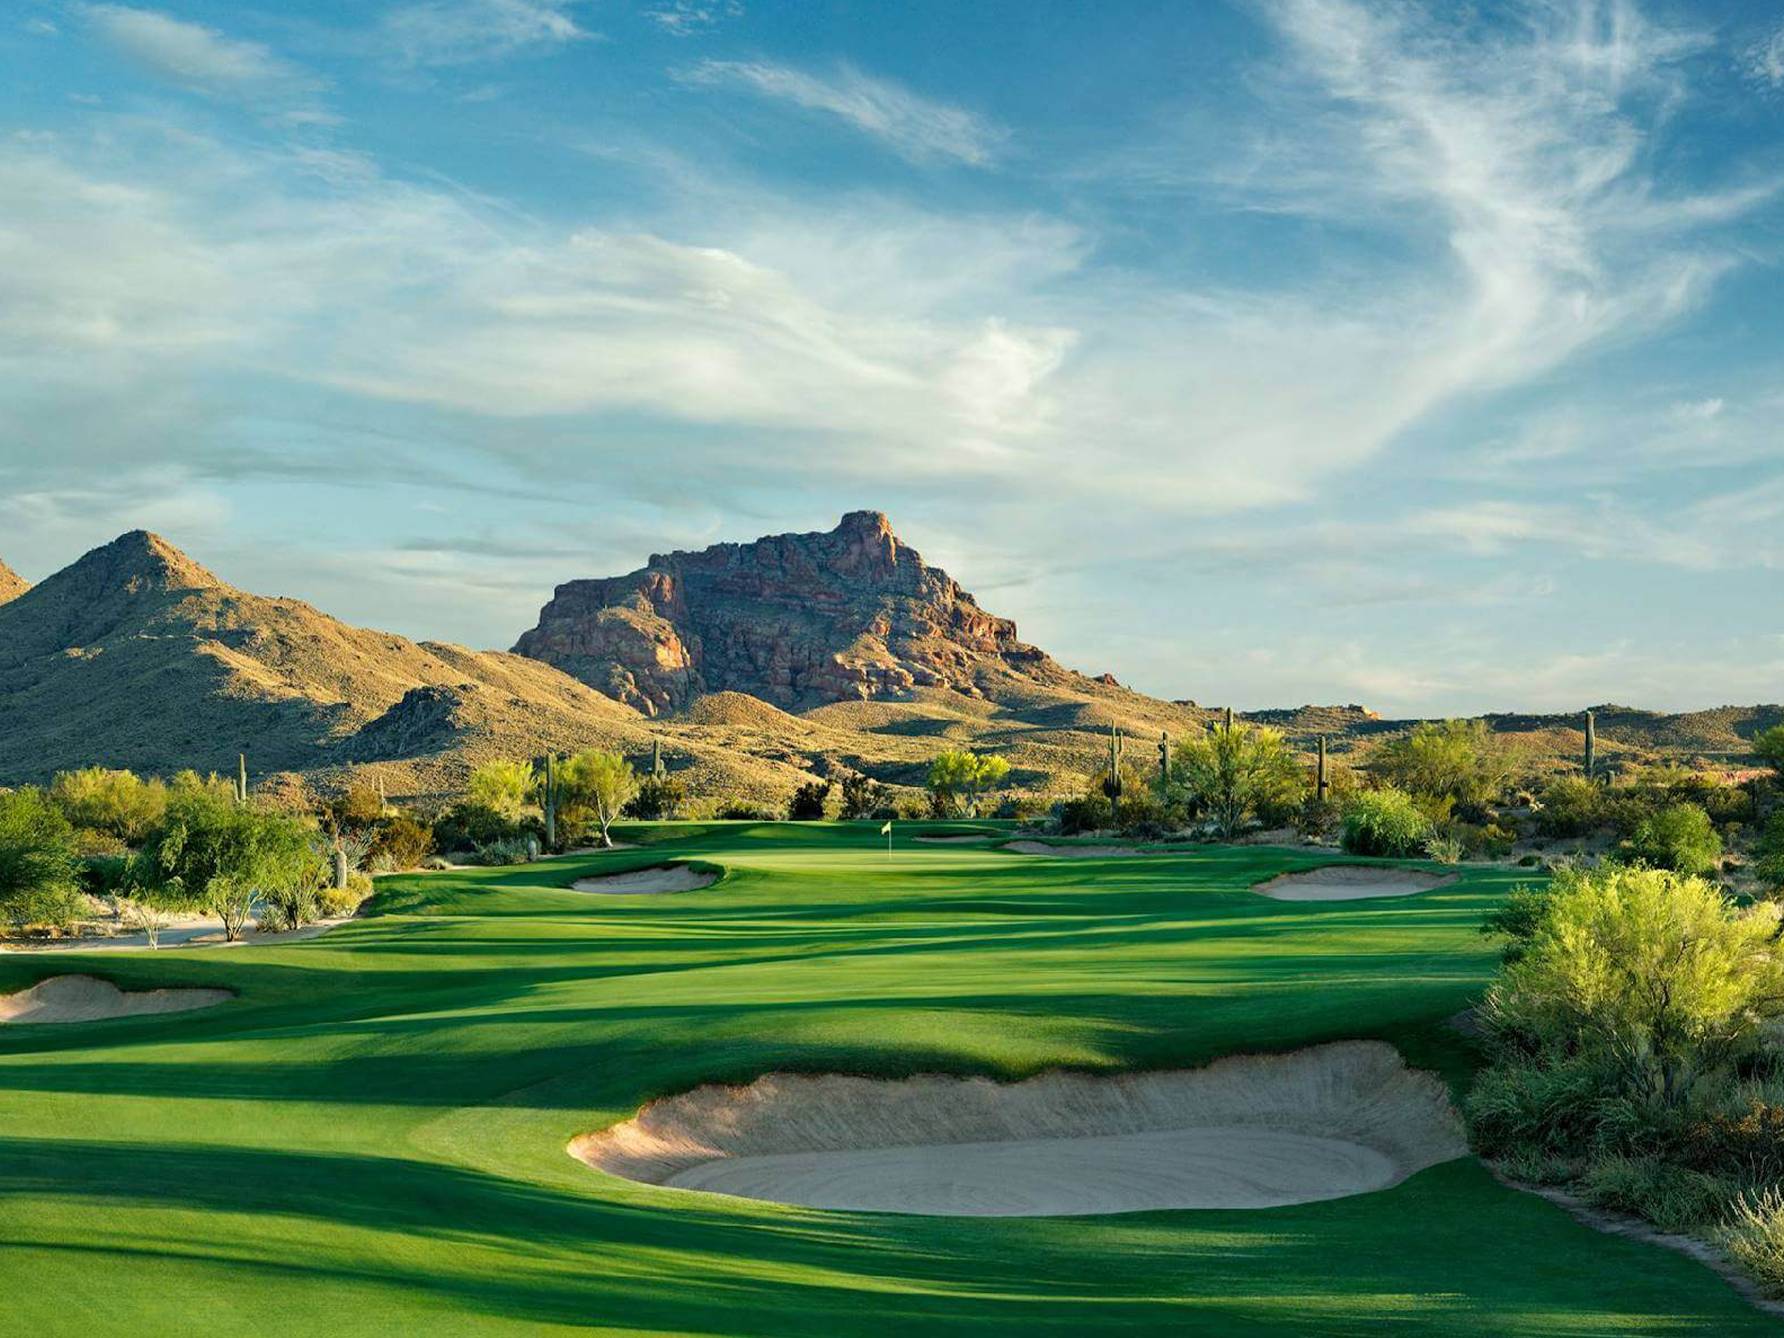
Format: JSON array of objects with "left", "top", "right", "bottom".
[
  {"left": 0, "top": 974, "right": 232, "bottom": 1024},
  {"left": 570, "top": 866, "right": 717, "bottom": 895},
  {"left": 913, "top": 835, "right": 994, "bottom": 845},
  {"left": 572, "top": 1041, "right": 1466, "bottom": 1217},
  {"left": 1002, "top": 841, "right": 1144, "bottom": 858},
  {"left": 1253, "top": 867, "right": 1458, "bottom": 902}
]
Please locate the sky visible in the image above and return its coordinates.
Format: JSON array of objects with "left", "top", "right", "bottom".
[{"left": 1, "top": 0, "right": 1782, "bottom": 715}]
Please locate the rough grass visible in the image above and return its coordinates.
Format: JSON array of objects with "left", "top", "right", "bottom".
[{"left": 0, "top": 823, "right": 1772, "bottom": 1334}]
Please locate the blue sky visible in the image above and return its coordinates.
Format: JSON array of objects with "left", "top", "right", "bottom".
[{"left": 2, "top": 0, "right": 1781, "bottom": 714}]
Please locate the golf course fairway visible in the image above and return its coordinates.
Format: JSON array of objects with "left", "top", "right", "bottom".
[{"left": 0, "top": 823, "right": 1770, "bottom": 1335}]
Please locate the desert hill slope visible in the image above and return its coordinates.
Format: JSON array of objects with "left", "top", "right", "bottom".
[
  {"left": 0, "top": 557, "right": 27, "bottom": 605},
  {"left": 0, "top": 532, "right": 812, "bottom": 798}
]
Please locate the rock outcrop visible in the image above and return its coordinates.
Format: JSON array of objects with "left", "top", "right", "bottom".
[{"left": 513, "top": 512, "right": 1057, "bottom": 715}]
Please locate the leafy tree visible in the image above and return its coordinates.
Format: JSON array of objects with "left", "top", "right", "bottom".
[
  {"left": 1170, "top": 723, "right": 1305, "bottom": 838},
  {"left": 1340, "top": 787, "right": 1432, "bottom": 857},
  {"left": 368, "top": 815, "right": 433, "bottom": 872},
  {"left": 1373, "top": 719, "right": 1513, "bottom": 814},
  {"left": 466, "top": 760, "right": 534, "bottom": 822},
  {"left": 787, "top": 780, "right": 832, "bottom": 820},
  {"left": 139, "top": 788, "right": 322, "bottom": 940},
  {"left": 838, "top": 774, "right": 889, "bottom": 820},
  {"left": 256, "top": 826, "right": 329, "bottom": 933},
  {"left": 49, "top": 767, "right": 168, "bottom": 844},
  {"left": 0, "top": 788, "right": 86, "bottom": 934},
  {"left": 1754, "top": 724, "right": 1784, "bottom": 778},
  {"left": 1625, "top": 802, "right": 1722, "bottom": 877},
  {"left": 557, "top": 750, "right": 637, "bottom": 848},
  {"left": 1483, "top": 865, "right": 1784, "bottom": 1105},
  {"left": 928, "top": 750, "right": 1011, "bottom": 818}
]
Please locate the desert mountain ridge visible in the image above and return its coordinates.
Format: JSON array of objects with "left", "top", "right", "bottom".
[
  {"left": 0, "top": 557, "right": 27, "bottom": 605},
  {"left": 0, "top": 522, "right": 1777, "bottom": 802}
]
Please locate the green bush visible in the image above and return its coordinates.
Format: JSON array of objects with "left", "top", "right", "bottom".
[
  {"left": 368, "top": 815, "right": 433, "bottom": 872},
  {"left": 1581, "top": 1155, "right": 1736, "bottom": 1234},
  {"left": 49, "top": 766, "right": 168, "bottom": 844},
  {"left": 1340, "top": 787, "right": 1432, "bottom": 858},
  {"left": 928, "top": 750, "right": 1010, "bottom": 818},
  {"left": 1536, "top": 776, "right": 1603, "bottom": 838},
  {"left": 1372, "top": 719, "right": 1513, "bottom": 816},
  {"left": 1465, "top": 1056, "right": 1611, "bottom": 1158},
  {"left": 319, "top": 870, "right": 373, "bottom": 918},
  {"left": 1624, "top": 802, "right": 1722, "bottom": 876},
  {"left": 0, "top": 787, "right": 87, "bottom": 934},
  {"left": 1753, "top": 724, "right": 1784, "bottom": 778},
  {"left": 1170, "top": 724, "right": 1305, "bottom": 838},
  {"left": 472, "top": 837, "right": 534, "bottom": 867},
  {"left": 1056, "top": 793, "right": 1113, "bottom": 835},
  {"left": 628, "top": 774, "right": 687, "bottom": 821},
  {"left": 431, "top": 802, "right": 516, "bottom": 854},
  {"left": 1753, "top": 812, "right": 1784, "bottom": 895},
  {"left": 786, "top": 781, "right": 831, "bottom": 821}
]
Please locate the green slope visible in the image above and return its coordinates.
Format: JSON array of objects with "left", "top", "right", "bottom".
[{"left": 0, "top": 825, "right": 1769, "bottom": 1335}]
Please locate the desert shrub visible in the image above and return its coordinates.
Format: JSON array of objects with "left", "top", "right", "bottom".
[
  {"left": 715, "top": 801, "right": 776, "bottom": 821},
  {"left": 892, "top": 795, "right": 931, "bottom": 822},
  {"left": 1170, "top": 724, "right": 1305, "bottom": 838},
  {"left": 1372, "top": 719, "right": 1514, "bottom": 817},
  {"left": 1624, "top": 802, "right": 1721, "bottom": 876},
  {"left": 49, "top": 767, "right": 168, "bottom": 844},
  {"left": 368, "top": 815, "right": 433, "bottom": 872},
  {"left": 324, "top": 777, "right": 387, "bottom": 832},
  {"left": 1056, "top": 793, "right": 1113, "bottom": 835},
  {"left": 1755, "top": 813, "right": 1784, "bottom": 896},
  {"left": 1536, "top": 776, "right": 1604, "bottom": 838},
  {"left": 431, "top": 802, "right": 516, "bottom": 854},
  {"left": 786, "top": 781, "right": 832, "bottom": 821},
  {"left": 1466, "top": 1056, "right": 1613, "bottom": 1158},
  {"left": 1582, "top": 1155, "right": 1737, "bottom": 1234},
  {"left": 1482, "top": 865, "right": 1784, "bottom": 1106},
  {"left": 0, "top": 787, "right": 86, "bottom": 934},
  {"left": 995, "top": 792, "right": 1048, "bottom": 821},
  {"left": 627, "top": 774, "right": 687, "bottom": 821},
  {"left": 1340, "top": 787, "right": 1431, "bottom": 858},
  {"left": 928, "top": 750, "right": 1011, "bottom": 819},
  {"left": 1477, "top": 821, "right": 1518, "bottom": 858},
  {"left": 1684, "top": 1101, "right": 1784, "bottom": 1185},
  {"left": 1479, "top": 884, "right": 1552, "bottom": 963},
  {"left": 838, "top": 774, "right": 894, "bottom": 821},
  {"left": 319, "top": 870, "right": 374, "bottom": 918},
  {"left": 472, "top": 837, "right": 534, "bottom": 867},
  {"left": 142, "top": 790, "right": 324, "bottom": 939},
  {"left": 1724, "top": 1188, "right": 1784, "bottom": 1295},
  {"left": 465, "top": 759, "right": 534, "bottom": 822},
  {"left": 1424, "top": 831, "right": 1464, "bottom": 865}
]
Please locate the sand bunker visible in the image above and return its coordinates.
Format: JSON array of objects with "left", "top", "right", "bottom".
[
  {"left": 1002, "top": 840, "right": 1143, "bottom": 858},
  {"left": 913, "top": 834, "right": 994, "bottom": 845},
  {"left": 570, "top": 866, "right": 716, "bottom": 895},
  {"left": 571, "top": 1041, "right": 1465, "bottom": 1217},
  {"left": 0, "top": 975, "right": 232, "bottom": 1025},
  {"left": 1253, "top": 866, "right": 1458, "bottom": 902}
]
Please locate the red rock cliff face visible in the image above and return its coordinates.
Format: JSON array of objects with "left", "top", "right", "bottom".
[{"left": 512, "top": 511, "right": 1053, "bottom": 715}]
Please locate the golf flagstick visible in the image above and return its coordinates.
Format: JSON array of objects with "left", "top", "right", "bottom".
[{"left": 881, "top": 818, "right": 892, "bottom": 856}]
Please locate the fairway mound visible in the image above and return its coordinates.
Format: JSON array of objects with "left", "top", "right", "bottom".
[
  {"left": 570, "top": 866, "right": 716, "bottom": 895},
  {"left": 1253, "top": 866, "right": 1458, "bottom": 901},
  {"left": 1003, "top": 840, "right": 1143, "bottom": 858},
  {"left": 571, "top": 1041, "right": 1466, "bottom": 1217},
  {"left": 913, "top": 834, "right": 994, "bottom": 844},
  {"left": 0, "top": 975, "right": 232, "bottom": 1024}
]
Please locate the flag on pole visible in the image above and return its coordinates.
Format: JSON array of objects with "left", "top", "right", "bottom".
[
  {"left": 881, "top": 819, "right": 892, "bottom": 856},
  {"left": 880, "top": 821, "right": 892, "bottom": 836}
]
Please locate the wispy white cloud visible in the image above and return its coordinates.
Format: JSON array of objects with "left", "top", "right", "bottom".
[
  {"left": 646, "top": 1, "right": 741, "bottom": 37},
  {"left": 1747, "top": 23, "right": 1784, "bottom": 88},
  {"left": 377, "top": 0, "right": 590, "bottom": 67},
  {"left": 85, "top": 5, "right": 332, "bottom": 123},
  {"left": 678, "top": 59, "right": 1006, "bottom": 166}
]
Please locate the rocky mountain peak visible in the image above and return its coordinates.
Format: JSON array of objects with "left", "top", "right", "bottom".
[
  {"left": 513, "top": 512, "right": 1057, "bottom": 715},
  {"left": 0, "top": 557, "right": 27, "bottom": 605}
]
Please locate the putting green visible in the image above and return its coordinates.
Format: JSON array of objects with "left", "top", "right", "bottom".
[{"left": 0, "top": 824, "right": 1768, "bottom": 1334}]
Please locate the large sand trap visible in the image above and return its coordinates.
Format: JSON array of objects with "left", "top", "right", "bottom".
[
  {"left": 0, "top": 975, "right": 232, "bottom": 1024},
  {"left": 1002, "top": 840, "right": 1143, "bottom": 858},
  {"left": 571, "top": 1041, "right": 1465, "bottom": 1217},
  {"left": 570, "top": 866, "right": 716, "bottom": 895},
  {"left": 1253, "top": 866, "right": 1458, "bottom": 901}
]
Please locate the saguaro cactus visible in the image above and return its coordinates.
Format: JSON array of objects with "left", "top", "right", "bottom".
[
  {"left": 1584, "top": 710, "right": 1596, "bottom": 782},
  {"left": 651, "top": 737, "right": 664, "bottom": 777},
  {"left": 1317, "top": 735, "right": 1330, "bottom": 801},
  {"left": 333, "top": 844, "right": 349, "bottom": 892},
  {"left": 1105, "top": 722, "right": 1124, "bottom": 802},
  {"left": 1157, "top": 730, "right": 1170, "bottom": 795},
  {"left": 1223, "top": 707, "right": 1235, "bottom": 734},
  {"left": 543, "top": 752, "right": 557, "bottom": 851},
  {"left": 237, "top": 753, "right": 248, "bottom": 805}
]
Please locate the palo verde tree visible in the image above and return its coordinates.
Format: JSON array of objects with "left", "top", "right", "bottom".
[
  {"left": 1371, "top": 718, "right": 1514, "bottom": 816},
  {"left": 557, "top": 750, "right": 638, "bottom": 849},
  {"left": 0, "top": 787, "right": 87, "bottom": 935},
  {"left": 927, "top": 750, "right": 1011, "bottom": 818},
  {"left": 465, "top": 759, "right": 534, "bottom": 823},
  {"left": 139, "top": 786, "right": 320, "bottom": 941},
  {"left": 1170, "top": 721, "right": 1305, "bottom": 838}
]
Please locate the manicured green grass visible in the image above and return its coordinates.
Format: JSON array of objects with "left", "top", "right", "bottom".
[{"left": 0, "top": 824, "right": 1768, "bottom": 1334}]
